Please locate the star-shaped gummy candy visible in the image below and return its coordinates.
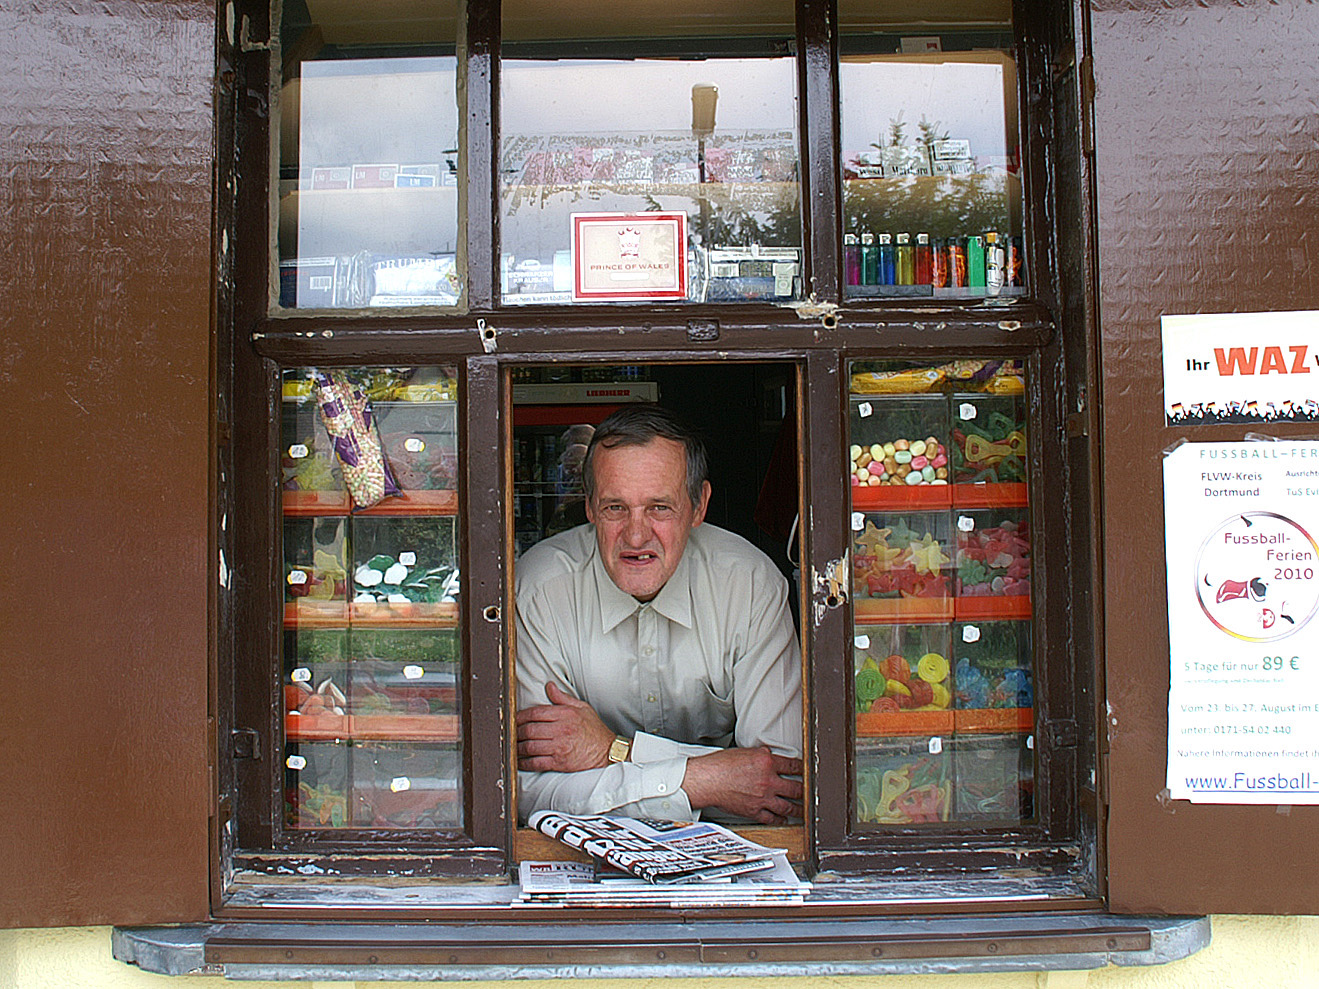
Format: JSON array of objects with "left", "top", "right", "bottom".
[{"left": 909, "top": 534, "right": 950, "bottom": 575}]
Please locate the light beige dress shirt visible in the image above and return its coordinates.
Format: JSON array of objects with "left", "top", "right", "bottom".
[{"left": 515, "top": 523, "right": 803, "bottom": 822}]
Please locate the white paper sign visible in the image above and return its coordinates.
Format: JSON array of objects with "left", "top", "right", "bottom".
[
  {"left": 1161, "top": 310, "right": 1319, "bottom": 425},
  {"left": 1164, "top": 440, "right": 1319, "bottom": 802}
]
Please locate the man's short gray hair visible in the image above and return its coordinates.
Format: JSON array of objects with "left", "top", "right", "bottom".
[{"left": 582, "top": 403, "right": 709, "bottom": 508}]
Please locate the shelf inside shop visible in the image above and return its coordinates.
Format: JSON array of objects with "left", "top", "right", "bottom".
[
  {"left": 855, "top": 596, "right": 1028, "bottom": 624},
  {"left": 851, "top": 484, "right": 952, "bottom": 511},
  {"left": 856, "top": 709, "right": 954, "bottom": 737},
  {"left": 286, "top": 713, "right": 460, "bottom": 744},
  {"left": 282, "top": 489, "right": 458, "bottom": 517},
  {"left": 952, "top": 595, "right": 1031, "bottom": 622},
  {"left": 284, "top": 601, "right": 460, "bottom": 629},
  {"left": 851, "top": 481, "right": 1028, "bottom": 513},
  {"left": 854, "top": 708, "right": 1034, "bottom": 738},
  {"left": 853, "top": 598, "right": 954, "bottom": 623},
  {"left": 951, "top": 481, "right": 1028, "bottom": 509}
]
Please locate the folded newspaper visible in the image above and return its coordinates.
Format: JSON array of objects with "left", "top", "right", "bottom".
[
  {"left": 527, "top": 811, "right": 780, "bottom": 885},
  {"left": 518, "top": 855, "right": 809, "bottom": 907}
]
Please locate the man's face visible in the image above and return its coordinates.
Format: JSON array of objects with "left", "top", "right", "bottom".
[{"left": 586, "top": 437, "right": 711, "bottom": 602}]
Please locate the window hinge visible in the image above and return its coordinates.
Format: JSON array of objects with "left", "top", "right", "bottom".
[
  {"left": 1046, "top": 719, "right": 1078, "bottom": 749},
  {"left": 231, "top": 727, "right": 261, "bottom": 760}
]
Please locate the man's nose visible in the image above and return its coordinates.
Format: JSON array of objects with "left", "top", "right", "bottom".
[{"left": 622, "top": 509, "right": 652, "bottom": 544}]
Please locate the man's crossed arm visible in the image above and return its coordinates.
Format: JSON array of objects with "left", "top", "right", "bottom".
[{"left": 516, "top": 682, "right": 803, "bottom": 825}]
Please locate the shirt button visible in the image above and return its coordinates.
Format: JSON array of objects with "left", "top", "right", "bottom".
[
  {"left": 657, "top": 784, "right": 667, "bottom": 793},
  {"left": 647, "top": 694, "right": 657, "bottom": 703},
  {"left": 643, "top": 646, "right": 655, "bottom": 655},
  {"left": 662, "top": 801, "right": 671, "bottom": 810}
]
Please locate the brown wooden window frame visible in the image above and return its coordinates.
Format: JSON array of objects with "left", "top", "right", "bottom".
[{"left": 218, "top": 0, "right": 1103, "bottom": 914}]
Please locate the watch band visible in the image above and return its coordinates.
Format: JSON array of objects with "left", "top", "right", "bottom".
[{"left": 607, "top": 735, "right": 632, "bottom": 763}]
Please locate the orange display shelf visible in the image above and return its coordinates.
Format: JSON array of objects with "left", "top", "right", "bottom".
[
  {"left": 283, "top": 489, "right": 458, "bottom": 517},
  {"left": 953, "top": 707, "right": 1034, "bottom": 734},
  {"left": 851, "top": 484, "right": 951, "bottom": 512},
  {"left": 854, "top": 597, "right": 955, "bottom": 623},
  {"left": 856, "top": 709, "right": 954, "bottom": 737},
  {"left": 950, "top": 482, "right": 1028, "bottom": 509},
  {"left": 953, "top": 595, "right": 1032, "bottom": 622},
  {"left": 284, "top": 600, "right": 459, "bottom": 628},
  {"left": 286, "top": 713, "right": 460, "bottom": 743}
]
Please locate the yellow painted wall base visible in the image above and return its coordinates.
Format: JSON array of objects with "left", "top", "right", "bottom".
[{"left": 2, "top": 917, "right": 1318, "bottom": 988}]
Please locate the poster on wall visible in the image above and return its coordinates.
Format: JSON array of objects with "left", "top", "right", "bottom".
[
  {"left": 1161, "top": 310, "right": 1319, "bottom": 425},
  {"left": 571, "top": 211, "right": 687, "bottom": 302},
  {"left": 1164, "top": 440, "right": 1319, "bottom": 803}
]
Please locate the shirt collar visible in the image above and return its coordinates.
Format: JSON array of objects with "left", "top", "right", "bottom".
[{"left": 591, "top": 536, "right": 696, "bottom": 633}]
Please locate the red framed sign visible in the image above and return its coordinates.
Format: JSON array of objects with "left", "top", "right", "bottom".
[{"left": 571, "top": 211, "right": 688, "bottom": 302}]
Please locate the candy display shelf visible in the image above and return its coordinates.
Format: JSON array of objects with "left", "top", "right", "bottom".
[
  {"left": 286, "top": 713, "right": 460, "bottom": 744},
  {"left": 282, "top": 489, "right": 459, "bottom": 517},
  {"left": 284, "top": 601, "right": 460, "bottom": 628}
]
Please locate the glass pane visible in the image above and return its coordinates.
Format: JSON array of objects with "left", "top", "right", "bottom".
[
  {"left": 500, "top": 1, "right": 800, "bottom": 306},
  {"left": 848, "top": 358, "right": 1035, "bottom": 828},
  {"left": 839, "top": 4, "right": 1024, "bottom": 301},
  {"left": 277, "top": 3, "right": 462, "bottom": 310},
  {"left": 282, "top": 366, "right": 463, "bottom": 831}
]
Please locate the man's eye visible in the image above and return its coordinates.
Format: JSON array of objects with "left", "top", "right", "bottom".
[
  {"left": 649, "top": 505, "right": 673, "bottom": 516},
  {"left": 601, "top": 504, "right": 626, "bottom": 517}
]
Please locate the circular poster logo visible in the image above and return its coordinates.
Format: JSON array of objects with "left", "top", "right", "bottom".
[{"left": 1195, "top": 511, "right": 1319, "bottom": 641}]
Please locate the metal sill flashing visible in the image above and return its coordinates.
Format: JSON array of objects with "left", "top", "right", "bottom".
[{"left": 114, "top": 913, "right": 1210, "bottom": 980}]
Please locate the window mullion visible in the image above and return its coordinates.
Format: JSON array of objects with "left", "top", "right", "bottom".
[{"left": 797, "top": 0, "right": 842, "bottom": 302}]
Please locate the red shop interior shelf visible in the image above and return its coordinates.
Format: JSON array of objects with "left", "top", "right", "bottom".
[
  {"left": 284, "top": 601, "right": 460, "bottom": 628},
  {"left": 285, "top": 713, "right": 460, "bottom": 743},
  {"left": 953, "top": 595, "right": 1032, "bottom": 622},
  {"left": 283, "top": 489, "right": 458, "bottom": 516}
]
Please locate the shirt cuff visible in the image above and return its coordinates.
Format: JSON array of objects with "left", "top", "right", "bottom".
[{"left": 630, "top": 730, "right": 721, "bottom": 762}]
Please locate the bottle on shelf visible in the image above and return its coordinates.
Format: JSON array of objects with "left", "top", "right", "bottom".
[
  {"left": 860, "top": 232, "right": 878, "bottom": 285},
  {"left": 895, "top": 233, "right": 914, "bottom": 286},
  {"left": 877, "top": 233, "right": 896, "bottom": 286},
  {"left": 967, "top": 235, "right": 986, "bottom": 288},
  {"left": 845, "top": 232, "right": 861, "bottom": 287},
  {"left": 915, "top": 233, "right": 933, "bottom": 285}
]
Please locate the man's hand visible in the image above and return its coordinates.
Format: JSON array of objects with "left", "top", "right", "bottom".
[
  {"left": 516, "top": 682, "right": 617, "bottom": 773},
  {"left": 681, "top": 747, "right": 804, "bottom": 824}
]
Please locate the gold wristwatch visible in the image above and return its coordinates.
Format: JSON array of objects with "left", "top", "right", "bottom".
[{"left": 607, "top": 735, "right": 632, "bottom": 763}]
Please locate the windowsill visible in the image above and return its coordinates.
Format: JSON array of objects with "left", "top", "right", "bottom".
[
  {"left": 113, "top": 911, "right": 1209, "bottom": 979},
  {"left": 113, "top": 877, "right": 1211, "bottom": 979}
]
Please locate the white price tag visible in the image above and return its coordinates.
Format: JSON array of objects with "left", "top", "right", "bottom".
[
  {"left": 957, "top": 515, "right": 976, "bottom": 532},
  {"left": 851, "top": 512, "right": 865, "bottom": 531},
  {"left": 959, "top": 402, "right": 978, "bottom": 421},
  {"left": 403, "top": 665, "right": 424, "bottom": 680},
  {"left": 291, "top": 667, "right": 311, "bottom": 683},
  {"left": 288, "top": 443, "right": 309, "bottom": 459},
  {"left": 857, "top": 401, "right": 873, "bottom": 418},
  {"left": 286, "top": 569, "right": 308, "bottom": 585},
  {"left": 404, "top": 437, "right": 426, "bottom": 453},
  {"left": 929, "top": 736, "right": 943, "bottom": 755},
  {"left": 1026, "top": 735, "right": 1035, "bottom": 750},
  {"left": 399, "top": 552, "right": 417, "bottom": 566},
  {"left": 854, "top": 635, "right": 871, "bottom": 650},
  {"left": 285, "top": 755, "right": 307, "bottom": 771},
  {"left": 962, "top": 625, "right": 981, "bottom": 643},
  {"left": 390, "top": 777, "right": 412, "bottom": 793}
]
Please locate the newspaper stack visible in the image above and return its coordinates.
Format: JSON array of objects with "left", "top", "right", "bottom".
[{"left": 520, "top": 812, "right": 810, "bottom": 907}]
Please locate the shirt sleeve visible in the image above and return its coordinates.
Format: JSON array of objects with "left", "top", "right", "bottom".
[{"left": 731, "top": 564, "right": 804, "bottom": 759}]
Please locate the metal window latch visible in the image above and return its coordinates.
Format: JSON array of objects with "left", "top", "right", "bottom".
[{"left": 231, "top": 728, "right": 261, "bottom": 760}]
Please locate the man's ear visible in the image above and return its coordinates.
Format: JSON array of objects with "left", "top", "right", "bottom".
[{"left": 691, "top": 480, "right": 712, "bottom": 527}]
